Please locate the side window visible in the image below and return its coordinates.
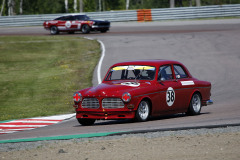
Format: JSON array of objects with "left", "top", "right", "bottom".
[
  {"left": 64, "top": 16, "right": 74, "bottom": 21},
  {"left": 174, "top": 65, "right": 188, "bottom": 79},
  {"left": 74, "top": 15, "right": 85, "bottom": 20},
  {"left": 54, "top": 16, "right": 63, "bottom": 20},
  {"left": 158, "top": 65, "right": 173, "bottom": 81}
]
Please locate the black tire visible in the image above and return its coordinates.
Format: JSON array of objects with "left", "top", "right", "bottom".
[
  {"left": 81, "top": 25, "right": 90, "bottom": 34},
  {"left": 135, "top": 100, "right": 150, "bottom": 122},
  {"left": 50, "top": 26, "right": 59, "bottom": 35},
  {"left": 100, "top": 29, "right": 107, "bottom": 33},
  {"left": 187, "top": 93, "right": 202, "bottom": 115},
  {"left": 77, "top": 118, "right": 95, "bottom": 126}
]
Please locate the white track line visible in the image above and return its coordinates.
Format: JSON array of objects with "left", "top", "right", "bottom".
[
  {"left": 84, "top": 37, "right": 105, "bottom": 84},
  {"left": 97, "top": 40, "right": 105, "bottom": 84}
]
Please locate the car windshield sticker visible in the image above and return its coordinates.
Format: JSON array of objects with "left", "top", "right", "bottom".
[
  {"left": 121, "top": 82, "right": 140, "bottom": 87},
  {"left": 112, "top": 66, "right": 128, "bottom": 71},
  {"left": 112, "top": 66, "right": 155, "bottom": 71},
  {"left": 166, "top": 87, "right": 175, "bottom": 106},
  {"left": 65, "top": 21, "right": 71, "bottom": 28},
  {"left": 181, "top": 81, "right": 195, "bottom": 86}
]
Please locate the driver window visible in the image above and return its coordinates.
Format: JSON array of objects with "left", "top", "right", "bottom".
[
  {"left": 173, "top": 65, "right": 188, "bottom": 79},
  {"left": 158, "top": 65, "right": 173, "bottom": 81}
]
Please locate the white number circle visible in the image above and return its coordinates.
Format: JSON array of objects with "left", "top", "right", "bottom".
[
  {"left": 166, "top": 87, "right": 175, "bottom": 106},
  {"left": 65, "top": 21, "right": 71, "bottom": 28},
  {"left": 78, "top": 23, "right": 81, "bottom": 29}
]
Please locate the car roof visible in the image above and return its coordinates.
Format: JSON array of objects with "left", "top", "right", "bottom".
[
  {"left": 111, "top": 60, "right": 183, "bottom": 67},
  {"left": 62, "top": 14, "right": 86, "bottom": 17}
]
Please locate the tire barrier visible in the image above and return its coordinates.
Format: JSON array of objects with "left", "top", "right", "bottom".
[{"left": 137, "top": 9, "right": 152, "bottom": 22}]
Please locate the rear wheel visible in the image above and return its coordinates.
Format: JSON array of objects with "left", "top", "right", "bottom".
[
  {"left": 77, "top": 118, "right": 95, "bottom": 126},
  {"left": 81, "top": 25, "right": 90, "bottom": 34},
  {"left": 50, "top": 26, "right": 59, "bottom": 35},
  {"left": 135, "top": 100, "right": 150, "bottom": 122},
  {"left": 187, "top": 93, "right": 202, "bottom": 115}
]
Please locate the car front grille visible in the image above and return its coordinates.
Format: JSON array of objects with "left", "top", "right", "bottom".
[
  {"left": 102, "top": 98, "right": 124, "bottom": 109},
  {"left": 95, "top": 21, "right": 110, "bottom": 26},
  {"left": 82, "top": 98, "right": 99, "bottom": 109}
]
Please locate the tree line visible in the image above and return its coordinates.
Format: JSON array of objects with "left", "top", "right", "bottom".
[{"left": 1, "top": 0, "right": 239, "bottom": 16}]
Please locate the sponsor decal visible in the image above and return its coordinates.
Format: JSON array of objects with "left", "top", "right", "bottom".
[
  {"left": 121, "top": 82, "right": 140, "bottom": 87},
  {"left": 49, "top": 21, "right": 57, "bottom": 24},
  {"left": 65, "top": 21, "right": 71, "bottom": 28},
  {"left": 166, "top": 87, "right": 175, "bottom": 106},
  {"left": 181, "top": 81, "right": 195, "bottom": 86}
]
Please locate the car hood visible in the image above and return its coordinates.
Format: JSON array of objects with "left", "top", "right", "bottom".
[{"left": 80, "top": 81, "right": 152, "bottom": 97}]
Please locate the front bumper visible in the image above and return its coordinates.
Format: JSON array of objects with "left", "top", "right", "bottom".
[
  {"left": 92, "top": 25, "right": 110, "bottom": 29},
  {"left": 202, "top": 99, "right": 213, "bottom": 106},
  {"left": 76, "top": 111, "right": 135, "bottom": 120},
  {"left": 206, "top": 99, "right": 213, "bottom": 105}
]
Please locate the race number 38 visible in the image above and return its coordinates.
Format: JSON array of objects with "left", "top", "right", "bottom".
[{"left": 166, "top": 87, "right": 175, "bottom": 106}]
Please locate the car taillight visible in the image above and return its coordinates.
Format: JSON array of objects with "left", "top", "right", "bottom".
[{"left": 73, "top": 92, "right": 82, "bottom": 103}]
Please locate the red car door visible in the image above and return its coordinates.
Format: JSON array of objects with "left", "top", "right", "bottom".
[
  {"left": 57, "top": 16, "right": 79, "bottom": 31},
  {"left": 173, "top": 64, "right": 195, "bottom": 111},
  {"left": 155, "top": 65, "right": 183, "bottom": 114}
]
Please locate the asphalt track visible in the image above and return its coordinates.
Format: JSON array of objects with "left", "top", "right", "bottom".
[{"left": 0, "top": 19, "right": 240, "bottom": 141}]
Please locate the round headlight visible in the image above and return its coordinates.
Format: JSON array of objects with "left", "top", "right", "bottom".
[
  {"left": 122, "top": 92, "right": 131, "bottom": 103},
  {"left": 73, "top": 92, "right": 82, "bottom": 102}
]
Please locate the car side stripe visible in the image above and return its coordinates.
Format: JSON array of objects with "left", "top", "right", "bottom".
[{"left": 134, "top": 86, "right": 210, "bottom": 98}]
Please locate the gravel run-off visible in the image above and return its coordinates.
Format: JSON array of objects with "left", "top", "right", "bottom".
[{"left": 1, "top": 126, "right": 240, "bottom": 160}]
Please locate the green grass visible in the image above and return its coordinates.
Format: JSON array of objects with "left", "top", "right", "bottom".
[{"left": 0, "top": 36, "right": 101, "bottom": 121}]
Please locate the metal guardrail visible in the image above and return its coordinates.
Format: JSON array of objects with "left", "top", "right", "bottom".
[
  {"left": 0, "top": 4, "right": 240, "bottom": 27},
  {"left": 151, "top": 4, "right": 240, "bottom": 20}
]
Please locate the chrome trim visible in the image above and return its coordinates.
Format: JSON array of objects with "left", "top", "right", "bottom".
[
  {"left": 206, "top": 100, "right": 213, "bottom": 105},
  {"left": 92, "top": 25, "right": 110, "bottom": 28},
  {"left": 82, "top": 98, "right": 100, "bottom": 109},
  {"left": 102, "top": 98, "right": 124, "bottom": 109}
]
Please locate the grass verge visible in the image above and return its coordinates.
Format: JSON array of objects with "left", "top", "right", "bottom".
[{"left": 0, "top": 36, "right": 101, "bottom": 121}]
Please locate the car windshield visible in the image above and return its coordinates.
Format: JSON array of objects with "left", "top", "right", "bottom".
[
  {"left": 74, "top": 15, "right": 90, "bottom": 20},
  {"left": 105, "top": 65, "right": 156, "bottom": 81}
]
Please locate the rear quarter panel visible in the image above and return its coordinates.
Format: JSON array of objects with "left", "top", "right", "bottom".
[{"left": 191, "top": 80, "right": 211, "bottom": 106}]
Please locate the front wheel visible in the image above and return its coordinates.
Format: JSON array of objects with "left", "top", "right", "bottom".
[
  {"left": 187, "top": 93, "right": 202, "bottom": 115},
  {"left": 81, "top": 25, "right": 90, "bottom": 34},
  {"left": 50, "top": 26, "right": 59, "bottom": 35},
  {"left": 135, "top": 100, "right": 150, "bottom": 122},
  {"left": 77, "top": 118, "right": 95, "bottom": 126}
]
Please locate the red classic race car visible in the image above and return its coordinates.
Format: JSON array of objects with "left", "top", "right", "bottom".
[
  {"left": 43, "top": 14, "right": 110, "bottom": 35},
  {"left": 73, "top": 60, "right": 213, "bottom": 125}
]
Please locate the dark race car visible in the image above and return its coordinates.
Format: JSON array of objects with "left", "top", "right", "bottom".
[{"left": 43, "top": 14, "right": 110, "bottom": 35}]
